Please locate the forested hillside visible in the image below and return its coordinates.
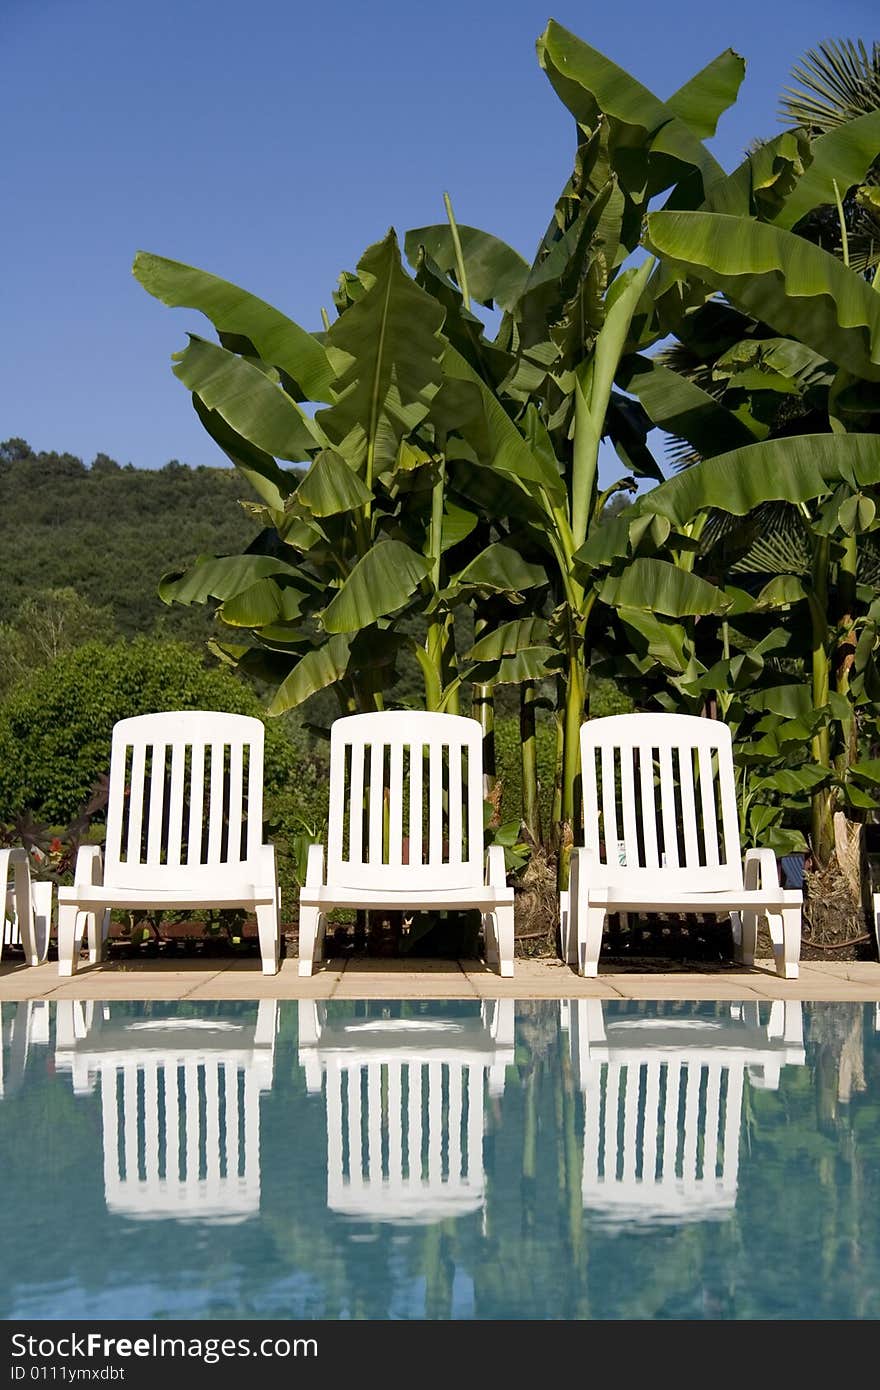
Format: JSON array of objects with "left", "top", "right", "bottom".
[{"left": 0, "top": 437, "right": 261, "bottom": 636}]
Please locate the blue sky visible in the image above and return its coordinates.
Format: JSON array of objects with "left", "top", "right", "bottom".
[{"left": 1, "top": 0, "right": 873, "bottom": 473}]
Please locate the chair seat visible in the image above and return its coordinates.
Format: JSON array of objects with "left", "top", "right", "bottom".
[
  {"left": 58, "top": 884, "right": 276, "bottom": 910},
  {"left": 300, "top": 883, "right": 514, "bottom": 910},
  {"left": 584, "top": 885, "right": 801, "bottom": 912}
]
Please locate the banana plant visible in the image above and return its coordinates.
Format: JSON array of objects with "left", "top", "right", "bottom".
[
  {"left": 135, "top": 232, "right": 496, "bottom": 717},
  {"left": 401, "top": 22, "right": 746, "bottom": 872}
]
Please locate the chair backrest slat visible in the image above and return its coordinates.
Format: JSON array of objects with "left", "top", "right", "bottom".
[
  {"left": 187, "top": 742, "right": 205, "bottom": 867},
  {"left": 677, "top": 746, "right": 700, "bottom": 867},
  {"left": 698, "top": 746, "right": 720, "bottom": 868},
  {"left": 368, "top": 742, "right": 384, "bottom": 865},
  {"left": 206, "top": 741, "right": 225, "bottom": 865},
  {"left": 326, "top": 712, "right": 484, "bottom": 890},
  {"left": 126, "top": 745, "right": 147, "bottom": 866},
  {"left": 580, "top": 713, "right": 743, "bottom": 891},
  {"left": 166, "top": 742, "right": 186, "bottom": 869},
  {"left": 638, "top": 746, "right": 659, "bottom": 869},
  {"left": 103, "top": 712, "right": 265, "bottom": 888},
  {"left": 146, "top": 742, "right": 166, "bottom": 866},
  {"left": 388, "top": 742, "right": 404, "bottom": 868},
  {"left": 658, "top": 743, "right": 679, "bottom": 870}
]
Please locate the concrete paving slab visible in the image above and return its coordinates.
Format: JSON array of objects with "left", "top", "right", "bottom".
[{"left": 1, "top": 954, "right": 878, "bottom": 1000}]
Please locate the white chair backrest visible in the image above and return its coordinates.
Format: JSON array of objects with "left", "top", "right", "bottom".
[
  {"left": 580, "top": 713, "right": 743, "bottom": 893},
  {"left": 103, "top": 711, "right": 266, "bottom": 888},
  {"left": 326, "top": 711, "right": 485, "bottom": 891}
]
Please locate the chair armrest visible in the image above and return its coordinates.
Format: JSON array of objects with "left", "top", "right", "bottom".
[
  {"left": 743, "top": 847, "right": 780, "bottom": 892},
  {"left": 485, "top": 844, "right": 507, "bottom": 888},
  {"left": 257, "top": 842, "right": 277, "bottom": 881},
  {"left": 1, "top": 846, "right": 29, "bottom": 886},
  {"left": 570, "top": 845, "right": 601, "bottom": 887},
  {"left": 305, "top": 843, "right": 325, "bottom": 889},
  {"left": 73, "top": 845, "right": 104, "bottom": 887}
]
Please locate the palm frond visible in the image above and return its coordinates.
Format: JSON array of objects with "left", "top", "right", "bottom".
[
  {"left": 780, "top": 39, "right": 880, "bottom": 134},
  {"left": 729, "top": 503, "right": 812, "bottom": 577}
]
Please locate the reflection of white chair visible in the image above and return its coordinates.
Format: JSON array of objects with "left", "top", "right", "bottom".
[
  {"left": 1, "top": 851, "right": 51, "bottom": 965},
  {"left": 55, "top": 1000, "right": 277, "bottom": 1222},
  {"left": 57, "top": 711, "right": 281, "bottom": 976},
  {"left": 563, "top": 999, "right": 805, "bottom": 1226},
  {"left": 298, "top": 711, "right": 514, "bottom": 976},
  {"left": 299, "top": 1001, "right": 515, "bottom": 1223},
  {"left": 0, "top": 1001, "right": 51, "bottom": 1097}
]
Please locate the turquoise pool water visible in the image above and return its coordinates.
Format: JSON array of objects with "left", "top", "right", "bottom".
[{"left": 1, "top": 998, "right": 879, "bottom": 1320}]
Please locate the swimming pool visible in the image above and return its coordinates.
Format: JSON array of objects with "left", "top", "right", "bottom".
[{"left": 1, "top": 998, "right": 878, "bottom": 1320}]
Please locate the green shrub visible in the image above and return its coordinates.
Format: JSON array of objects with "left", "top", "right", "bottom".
[{"left": 0, "top": 637, "right": 296, "bottom": 818}]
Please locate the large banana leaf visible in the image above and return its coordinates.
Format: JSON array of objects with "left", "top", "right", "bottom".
[
  {"left": 268, "top": 635, "right": 352, "bottom": 715},
  {"left": 665, "top": 49, "right": 746, "bottom": 139},
  {"left": 537, "top": 20, "right": 726, "bottom": 199},
  {"left": 466, "top": 647, "right": 559, "bottom": 685},
  {"left": 442, "top": 347, "right": 566, "bottom": 503},
  {"left": 173, "top": 336, "right": 322, "bottom": 461},
  {"left": 191, "top": 398, "right": 295, "bottom": 507},
  {"left": 294, "top": 449, "right": 372, "bottom": 516},
  {"left": 598, "top": 558, "right": 730, "bottom": 616},
  {"left": 636, "top": 433, "right": 880, "bottom": 528},
  {"left": 617, "top": 354, "right": 759, "bottom": 456},
  {"left": 452, "top": 542, "right": 548, "bottom": 593},
  {"left": 133, "top": 251, "right": 336, "bottom": 402},
  {"left": 616, "top": 608, "right": 690, "bottom": 672},
  {"left": 316, "top": 232, "right": 446, "bottom": 483},
  {"left": 219, "top": 578, "right": 306, "bottom": 628},
  {"left": 403, "top": 225, "right": 529, "bottom": 311},
  {"left": 158, "top": 553, "right": 301, "bottom": 606},
  {"left": 704, "top": 131, "right": 810, "bottom": 220},
  {"left": 466, "top": 617, "right": 550, "bottom": 660},
  {"left": 772, "top": 111, "right": 880, "bottom": 231},
  {"left": 321, "top": 540, "right": 431, "bottom": 633},
  {"left": 645, "top": 211, "right": 880, "bottom": 380}
]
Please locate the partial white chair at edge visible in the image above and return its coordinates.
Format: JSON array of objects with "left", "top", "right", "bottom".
[
  {"left": 562, "top": 713, "right": 803, "bottom": 978},
  {"left": 57, "top": 711, "right": 281, "bottom": 976},
  {"left": 298, "top": 711, "right": 514, "bottom": 976},
  {"left": 1, "top": 846, "right": 51, "bottom": 966}
]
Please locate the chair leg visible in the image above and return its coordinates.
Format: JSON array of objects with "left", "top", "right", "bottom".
[
  {"left": 765, "top": 906, "right": 801, "bottom": 979},
  {"left": 579, "top": 907, "right": 606, "bottom": 978},
  {"left": 558, "top": 890, "right": 571, "bottom": 965},
  {"left": 87, "top": 910, "right": 109, "bottom": 965},
  {"left": 57, "top": 904, "right": 84, "bottom": 977},
  {"left": 731, "top": 909, "right": 757, "bottom": 966},
  {"left": 298, "top": 905, "right": 322, "bottom": 977},
  {"left": 495, "top": 903, "right": 514, "bottom": 978},
  {"left": 481, "top": 911, "right": 499, "bottom": 968},
  {"left": 780, "top": 906, "right": 801, "bottom": 979},
  {"left": 255, "top": 901, "right": 280, "bottom": 975}
]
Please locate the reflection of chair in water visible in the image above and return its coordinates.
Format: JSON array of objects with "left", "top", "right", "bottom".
[
  {"left": 299, "top": 1001, "right": 514, "bottom": 1223},
  {"left": 54, "top": 1000, "right": 277, "bottom": 1222},
  {"left": 0, "top": 1001, "right": 50, "bottom": 1098},
  {"left": 563, "top": 999, "right": 805, "bottom": 1225}
]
